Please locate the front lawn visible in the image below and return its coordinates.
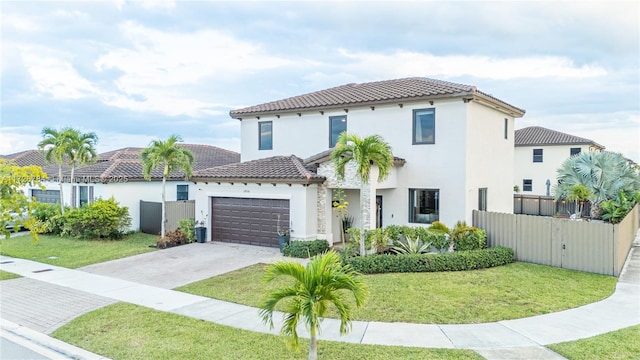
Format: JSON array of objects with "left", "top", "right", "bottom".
[
  {"left": 176, "top": 261, "right": 617, "bottom": 324},
  {"left": 0, "top": 270, "right": 21, "bottom": 280},
  {"left": 0, "top": 232, "right": 157, "bottom": 268},
  {"left": 548, "top": 325, "right": 640, "bottom": 359},
  {"left": 52, "top": 303, "right": 481, "bottom": 360}
]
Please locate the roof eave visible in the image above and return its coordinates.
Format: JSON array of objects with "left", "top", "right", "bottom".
[
  {"left": 472, "top": 93, "right": 526, "bottom": 118},
  {"left": 191, "top": 176, "right": 325, "bottom": 184}
]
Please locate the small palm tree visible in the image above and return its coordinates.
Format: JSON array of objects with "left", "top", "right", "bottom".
[
  {"left": 260, "top": 251, "right": 368, "bottom": 360},
  {"left": 140, "top": 135, "right": 194, "bottom": 239},
  {"left": 331, "top": 133, "right": 393, "bottom": 256},
  {"left": 566, "top": 184, "right": 593, "bottom": 218},
  {"left": 66, "top": 129, "right": 98, "bottom": 207},
  {"left": 38, "top": 127, "right": 73, "bottom": 213}
]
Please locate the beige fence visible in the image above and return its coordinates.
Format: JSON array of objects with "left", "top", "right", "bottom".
[
  {"left": 473, "top": 204, "right": 639, "bottom": 276},
  {"left": 140, "top": 200, "right": 195, "bottom": 235}
]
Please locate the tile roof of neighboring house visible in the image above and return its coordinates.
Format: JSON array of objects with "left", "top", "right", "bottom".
[
  {"left": 230, "top": 77, "right": 525, "bottom": 118},
  {"left": 192, "top": 155, "right": 325, "bottom": 184},
  {"left": 1, "top": 149, "right": 49, "bottom": 167},
  {"left": 1, "top": 144, "right": 240, "bottom": 183},
  {"left": 515, "top": 126, "right": 605, "bottom": 149}
]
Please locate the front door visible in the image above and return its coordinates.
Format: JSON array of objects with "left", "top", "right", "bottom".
[{"left": 376, "top": 195, "right": 383, "bottom": 228}]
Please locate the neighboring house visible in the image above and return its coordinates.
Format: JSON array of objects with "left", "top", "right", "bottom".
[
  {"left": 514, "top": 126, "right": 605, "bottom": 196},
  {"left": 193, "top": 77, "right": 525, "bottom": 246},
  {"left": 3, "top": 145, "right": 240, "bottom": 231}
]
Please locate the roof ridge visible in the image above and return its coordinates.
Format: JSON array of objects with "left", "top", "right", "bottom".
[{"left": 290, "top": 154, "right": 313, "bottom": 179}]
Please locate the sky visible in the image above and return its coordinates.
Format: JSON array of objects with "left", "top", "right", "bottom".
[{"left": 1, "top": 0, "right": 639, "bottom": 162}]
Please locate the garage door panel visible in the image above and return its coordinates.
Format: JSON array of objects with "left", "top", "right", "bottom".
[{"left": 211, "top": 197, "right": 289, "bottom": 247}]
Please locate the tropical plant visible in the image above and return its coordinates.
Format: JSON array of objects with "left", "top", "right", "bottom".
[
  {"left": 38, "top": 127, "right": 73, "bottom": 213},
  {"left": 178, "top": 218, "right": 196, "bottom": 242},
  {"left": 65, "top": 129, "right": 98, "bottom": 207},
  {"left": 391, "top": 235, "right": 432, "bottom": 254},
  {"left": 260, "top": 251, "right": 368, "bottom": 360},
  {"left": 554, "top": 151, "right": 640, "bottom": 217},
  {"left": 332, "top": 188, "right": 350, "bottom": 247},
  {"left": 566, "top": 184, "right": 593, "bottom": 219},
  {"left": 140, "top": 135, "right": 194, "bottom": 239},
  {"left": 600, "top": 191, "right": 640, "bottom": 224},
  {"left": 331, "top": 133, "right": 393, "bottom": 256}
]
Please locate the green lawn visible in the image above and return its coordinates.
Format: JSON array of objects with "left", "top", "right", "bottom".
[
  {"left": 0, "top": 232, "right": 157, "bottom": 268},
  {"left": 548, "top": 325, "right": 640, "bottom": 359},
  {"left": 176, "top": 261, "right": 617, "bottom": 324},
  {"left": 53, "top": 303, "right": 481, "bottom": 360},
  {"left": 0, "top": 270, "right": 21, "bottom": 280}
]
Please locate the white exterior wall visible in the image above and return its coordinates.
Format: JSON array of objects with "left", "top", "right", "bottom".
[
  {"left": 193, "top": 182, "right": 319, "bottom": 241},
  {"left": 465, "top": 102, "right": 516, "bottom": 221},
  {"left": 514, "top": 145, "right": 597, "bottom": 196}
]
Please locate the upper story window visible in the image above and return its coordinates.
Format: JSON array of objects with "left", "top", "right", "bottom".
[
  {"left": 329, "top": 115, "right": 347, "bottom": 148},
  {"left": 177, "top": 185, "right": 189, "bottom": 200},
  {"left": 570, "top": 147, "right": 581, "bottom": 156},
  {"left": 533, "top": 148, "right": 543, "bottom": 163},
  {"left": 409, "top": 188, "right": 439, "bottom": 224},
  {"left": 413, "top": 108, "right": 435, "bottom": 144},
  {"left": 258, "top": 121, "right": 272, "bottom": 150},
  {"left": 504, "top": 119, "right": 508, "bottom": 139}
]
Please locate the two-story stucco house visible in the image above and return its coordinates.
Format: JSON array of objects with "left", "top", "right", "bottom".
[
  {"left": 193, "top": 77, "right": 525, "bottom": 247},
  {"left": 514, "top": 126, "right": 604, "bottom": 196}
]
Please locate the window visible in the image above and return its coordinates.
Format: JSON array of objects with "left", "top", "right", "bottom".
[
  {"left": 409, "top": 189, "right": 439, "bottom": 223},
  {"left": 523, "top": 179, "right": 532, "bottom": 192},
  {"left": 79, "top": 186, "right": 89, "bottom": 206},
  {"left": 478, "top": 188, "right": 487, "bottom": 211},
  {"left": 413, "top": 108, "right": 435, "bottom": 144},
  {"left": 570, "top": 147, "right": 581, "bottom": 156},
  {"left": 258, "top": 121, "right": 272, "bottom": 150},
  {"left": 533, "top": 148, "right": 543, "bottom": 163},
  {"left": 177, "top": 185, "right": 189, "bottom": 200},
  {"left": 504, "top": 119, "right": 508, "bottom": 139},
  {"left": 31, "top": 189, "right": 60, "bottom": 204},
  {"left": 329, "top": 115, "right": 347, "bottom": 147}
]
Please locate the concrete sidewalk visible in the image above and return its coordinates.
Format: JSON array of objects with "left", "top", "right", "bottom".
[{"left": 1, "top": 239, "right": 638, "bottom": 359}]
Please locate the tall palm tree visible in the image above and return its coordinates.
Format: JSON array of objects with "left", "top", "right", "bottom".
[
  {"left": 140, "top": 135, "right": 194, "bottom": 239},
  {"left": 260, "top": 251, "right": 368, "bottom": 360},
  {"left": 66, "top": 129, "right": 98, "bottom": 207},
  {"left": 331, "top": 133, "right": 393, "bottom": 256},
  {"left": 38, "top": 127, "right": 73, "bottom": 213}
]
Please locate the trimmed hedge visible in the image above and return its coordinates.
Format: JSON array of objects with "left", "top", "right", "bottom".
[
  {"left": 342, "top": 246, "right": 514, "bottom": 274},
  {"left": 282, "top": 240, "right": 330, "bottom": 258}
]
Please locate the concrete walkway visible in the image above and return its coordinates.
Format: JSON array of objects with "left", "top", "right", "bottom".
[{"left": 1, "top": 240, "right": 639, "bottom": 359}]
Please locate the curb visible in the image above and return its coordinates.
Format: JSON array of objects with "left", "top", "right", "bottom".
[{"left": 1, "top": 319, "right": 110, "bottom": 360}]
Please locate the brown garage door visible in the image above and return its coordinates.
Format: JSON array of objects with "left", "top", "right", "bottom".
[{"left": 211, "top": 197, "right": 290, "bottom": 247}]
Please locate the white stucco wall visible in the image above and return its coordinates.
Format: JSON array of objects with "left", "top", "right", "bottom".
[
  {"left": 193, "top": 182, "right": 319, "bottom": 241},
  {"left": 514, "top": 145, "right": 596, "bottom": 196},
  {"left": 465, "top": 102, "right": 516, "bottom": 220}
]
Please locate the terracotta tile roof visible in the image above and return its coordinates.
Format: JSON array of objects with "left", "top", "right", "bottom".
[
  {"left": 2, "top": 144, "right": 240, "bottom": 183},
  {"left": 515, "top": 126, "right": 605, "bottom": 149},
  {"left": 192, "top": 155, "right": 325, "bottom": 184},
  {"left": 1, "top": 149, "right": 49, "bottom": 167},
  {"left": 230, "top": 77, "right": 525, "bottom": 117}
]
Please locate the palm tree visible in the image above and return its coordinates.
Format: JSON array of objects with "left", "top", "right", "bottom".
[
  {"left": 140, "top": 135, "right": 194, "bottom": 239},
  {"left": 260, "top": 251, "right": 368, "bottom": 360},
  {"left": 38, "top": 127, "right": 73, "bottom": 213},
  {"left": 331, "top": 133, "right": 393, "bottom": 256},
  {"left": 66, "top": 129, "right": 98, "bottom": 207},
  {"left": 566, "top": 184, "right": 593, "bottom": 218},
  {"left": 554, "top": 151, "right": 640, "bottom": 217}
]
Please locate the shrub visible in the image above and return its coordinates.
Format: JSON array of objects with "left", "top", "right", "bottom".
[
  {"left": 450, "top": 221, "right": 487, "bottom": 251},
  {"left": 158, "top": 229, "right": 189, "bottom": 248},
  {"left": 391, "top": 236, "right": 432, "bottom": 254},
  {"left": 282, "top": 240, "right": 329, "bottom": 258},
  {"left": 601, "top": 191, "right": 640, "bottom": 224},
  {"left": 62, "top": 198, "right": 132, "bottom": 239},
  {"left": 32, "top": 202, "right": 66, "bottom": 235},
  {"left": 178, "top": 218, "right": 196, "bottom": 243},
  {"left": 342, "top": 246, "right": 514, "bottom": 274}
]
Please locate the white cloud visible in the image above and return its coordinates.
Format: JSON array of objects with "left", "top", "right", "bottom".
[
  {"left": 337, "top": 50, "right": 608, "bottom": 80},
  {"left": 20, "top": 48, "right": 101, "bottom": 99},
  {"left": 2, "top": 14, "right": 39, "bottom": 31},
  {"left": 0, "top": 128, "right": 42, "bottom": 154}
]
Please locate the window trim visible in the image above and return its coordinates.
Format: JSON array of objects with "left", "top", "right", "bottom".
[
  {"left": 408, "top": 188, "right": 439, "bottom": 224},
  {"left": 412, "top": 108, "right": 436, "bottom": 145},
  {"left": 329, "top": 115, "right": 347, "bottom": 148},
  {"left": 258, "top": 121, "right": 273, "bottom": 151},
  {"left": 523, "top": 179, "right": 533, "bottom": 192},
  {"left": 533, "top": 148, "right": 543, "bottom": 163}
]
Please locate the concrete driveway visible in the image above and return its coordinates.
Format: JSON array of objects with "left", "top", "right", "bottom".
[{"left": 80, "top": 241, "right": 300, "bottom": 289}]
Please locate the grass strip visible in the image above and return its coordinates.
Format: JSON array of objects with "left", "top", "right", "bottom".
[{"left": 548, "top": 325, "right": 640, "bottom": 359}]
